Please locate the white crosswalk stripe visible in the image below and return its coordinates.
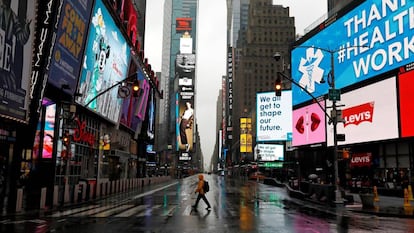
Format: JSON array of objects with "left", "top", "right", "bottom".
[
  {"left": 49, "top": 205, "right": 100, "bottom": 217},
  {"left": 114, "top": 205, "right": 148, "bottom": 217},
  {"left": 71, "top": 204, "right": 118, "bottom": 217},
  {"left": 47, "top": 203, "right": 212, "bottom": 218},
  {"left": 93, "top": 204, "right": 135, "bottom": 217},
  {"left": 136, "top": 204, "right": 162, "bottom": 217}
]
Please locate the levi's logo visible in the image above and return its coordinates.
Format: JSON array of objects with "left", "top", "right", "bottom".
[{"left": 342, "top": 102, "right": 374, "bottom": 127}]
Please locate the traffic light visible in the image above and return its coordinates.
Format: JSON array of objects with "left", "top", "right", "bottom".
[
  {"left": 275, "top": 77, "right": 282, "bottom": 96},
  {"left": 132, "top": 80, "right": 140, "bottom": 97},
  {"left": 62, "top": 131, "right": 70, "bottom": 147}
]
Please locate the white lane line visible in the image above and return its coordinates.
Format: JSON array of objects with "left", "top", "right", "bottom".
[{"left": 132, "top": 182, "right": 179, "bottom": 200}]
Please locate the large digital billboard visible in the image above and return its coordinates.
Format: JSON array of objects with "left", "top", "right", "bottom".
[
  {"left": 291, "top": 0, "right": 413, "bottom": 105},
  {"left": 76, "top": 0, "right": 131, "bottom": 123},
  {"left": 399, "top": 69, "right": 414, "bottom": 137},
  {"left": 292, "top": 101, "right": 326, "bottom": 147},
  {"left": 256, "top": 91, "right": 292, "bottom": 141},
  {"left": 176, "top": 97, "right": 194, "bottom": 152},
  {"left": 327, "top": 77, "right": 398, "bottom": 146},
  {"left": 48, "top": 0, "right": 93, "bottom": 95},
  {"left": 0, "top": 0, "right": 37, "bottom": 121}
]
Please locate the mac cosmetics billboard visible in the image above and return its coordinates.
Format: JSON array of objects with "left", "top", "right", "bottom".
[
  {"left": 76, "top": 0, "right": 131, "bottom": 123},
  {"left": 292, "top": 101, "right": 326, "bottom": 147},
  {"left": 256, "top": 91, "right": 292, "bottom": 142},
  {"left": 327, "top": 77, "right": 398, "bottom": 146},
  {"left": 291, "top": 0, "right": 413, "bottom": 105}
]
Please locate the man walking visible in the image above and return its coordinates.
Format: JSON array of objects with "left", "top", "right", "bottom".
[{"left": 192, "top": 174, "right": 211, "bottom": 210}]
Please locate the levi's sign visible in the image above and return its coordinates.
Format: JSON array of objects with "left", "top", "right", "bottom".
[
  {"left": 350, "top": 153, "right": 372, "bottom": 168},
  {"left": 342, "top": 102, "right": 374, "bottom": 127}
]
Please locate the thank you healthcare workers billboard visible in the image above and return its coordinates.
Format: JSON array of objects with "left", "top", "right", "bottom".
[{"left": 291, "top": 0, "right": 413, "bottom": 105}]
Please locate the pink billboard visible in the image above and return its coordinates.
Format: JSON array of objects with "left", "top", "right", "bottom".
[{"left": 292, "top": 101, "right": 326, "bottom": 147}]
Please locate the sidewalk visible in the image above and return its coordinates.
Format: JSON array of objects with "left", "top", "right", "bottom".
[
  {"left": 346, "top": 192, "right": 414, "bottom": 218},
  {"left": 0, "top": 177, "right": 176, "bottom": 219}
]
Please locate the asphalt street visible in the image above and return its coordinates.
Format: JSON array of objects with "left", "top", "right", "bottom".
[{"left": 1, "top": 174, "right": 414, "bottom": 233}]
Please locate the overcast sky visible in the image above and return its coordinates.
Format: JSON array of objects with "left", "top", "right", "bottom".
[{"left": 145, "top": 0, "right": 327, "bottom": 171}]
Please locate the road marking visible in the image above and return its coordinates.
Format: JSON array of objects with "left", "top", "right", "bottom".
[
  {"left": 72, "top": 204, "right": 118, "bottom": 217},
  {"left": 93, "top": 204, "right": 135, "bottom": 217},
  {"left": 132, "top": 182, "right": 178, "bottom": 200},
  {"left": 49, "top": 205, "right": 100, "bottom": 217},
  {"left": 114, "top": 205, "right": 148, "bottom": 217},
  {"left": 160, "top": 205, "right": 177, "bottom": 217},
  {"left": 136, "top": 205, "right": 161, "bottom": 217},
  {"left": 183, "top": 205, "right": 192, "bottom": 216}
]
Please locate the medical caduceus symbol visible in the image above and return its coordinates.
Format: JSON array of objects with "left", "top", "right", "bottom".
[{"left": 298, "top": 47, "right": 325, "bottom": 94}]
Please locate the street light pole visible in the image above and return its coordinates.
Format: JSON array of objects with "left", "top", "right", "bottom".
[{"left": 329, "top": 50, "right": 342, "bottom": 204}]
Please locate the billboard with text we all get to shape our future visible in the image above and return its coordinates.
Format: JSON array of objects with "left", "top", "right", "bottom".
[{"left": 256, "top": 91, "right": 292, "bottom": 142}]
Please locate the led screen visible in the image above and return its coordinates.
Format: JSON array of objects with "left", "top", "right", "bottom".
[
  {"left": 291, "top": 0, "right": 413, "bottom": 105},
  {"left": 292, "top": 101, "right": 326, "bottom": 146},
  {"left": 327, "top": 77, "right": 398, "bottom": 146},
  {"left": 399, "top": 69, "right": 414, "bottom": 137},
  {"left": 76, "top": 0, "right": 131, "bottom": 123},
  {"left": 48, "top": 0, "right": 93, "bottom": 95},
  {"left": 255, "top": 144, "right": 284, "bottom": 161},
  {"left": 256, "top": 91, "right": 292, "bottom": 141}
]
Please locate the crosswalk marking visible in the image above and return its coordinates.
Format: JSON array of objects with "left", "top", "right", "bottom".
[
  {"left": 160, "top": 205, "right": 178, "bottom": 217},
  {"left": 136, "top": 204, "right": 161, "bottom": 217},
  {"left": 113, "top": 205, "right": 148, "bottom": 217},
  {"left": 93, "top": 204, "right": 135, "bottom": 217},
  {"left": 49, "top": 205, "right": 100, "bottom": 217},
  {"left": 72, "top": 204, "right": 118, "bottom": 217}
]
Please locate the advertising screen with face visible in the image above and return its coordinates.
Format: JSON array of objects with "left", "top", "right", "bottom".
[
  {"left": 76, "top": 0, "right": 131, "bottom": 123},
  {"left": 327, "top": 77, "right": 398, "bottom": 146},
  {"left": 291, "top": 0, "right": 413, "bottom": 105},
  {"left": 292, "top": 101, "right": 326, "bottom": 147}
]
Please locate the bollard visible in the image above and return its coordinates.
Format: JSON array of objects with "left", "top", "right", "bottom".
[
  {"left": 404, "top": 188, "right": 412, "bottom": 207},
  {"left": 408, "top": 185, "right": 414, "bottom": 201},
  {"left": 373, "top": 186, "right": 380, "bottom": 202}
]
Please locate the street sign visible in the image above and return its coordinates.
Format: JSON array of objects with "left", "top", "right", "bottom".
[
  {"left": 336, "top": 134, "right": 346, "bottom": 141},
  {"left": 328, "top": 89, "right": 341, "bottom": 101}
]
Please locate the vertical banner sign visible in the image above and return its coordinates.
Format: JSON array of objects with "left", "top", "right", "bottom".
[
  {"left": 48, "top": 0, "right": 93, "bottom": 95},
  {"left": 226, "top": 47, "right": 234, "bottom": 165},
  {"left": 0, "top": 0, "right": 37, "bottom": 122},
  {"left": 27, "top": 0, "right": 61, "bottom": 146}
]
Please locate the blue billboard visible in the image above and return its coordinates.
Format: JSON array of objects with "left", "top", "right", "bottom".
[
  {"left": 291, "top": 0, "right": 413, "bottom": 105},
  {"left": 76, "top": 0, "right": 131, "bottom": 123},
  {"left": 49, "top": 0, "right": 93, "bottom": 95}
]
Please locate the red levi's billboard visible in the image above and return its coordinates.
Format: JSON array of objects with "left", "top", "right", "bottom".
[
  {"left": 327, "top": 77, "right": 399, "bottom": 146},
  {"left": 399, "top": 69, "right": 414, "bottom": 137},
  {"left": 350, "top": 153, "right": 372, "bottom": 168}
]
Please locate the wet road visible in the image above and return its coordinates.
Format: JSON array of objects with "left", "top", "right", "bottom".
[{"left": 1, "top": 174, "right": 414, "bottom": 232}]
